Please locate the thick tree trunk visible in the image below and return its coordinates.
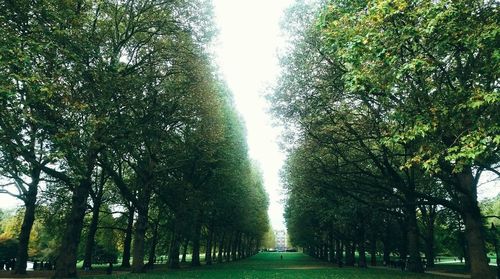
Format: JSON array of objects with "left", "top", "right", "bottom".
[
  {"left": 456, "top": 169, "right": 494, "bottom": 279},
  {"left": 406, "top": 201, "right": 424, "bottom": 273},
  {"left": 168, "top": 232, "right": 180, "bottom": 269},
  {"left": 424, "top": 232, "right": 435, "bottom": 268},
  {"left": 121, "top": 205, "right": 134, "bottom": 268},
  {"left": 422, "top": 205, "right": 436, "bottom": 269},
  {"left": 14, "top": 169, "right": 40, "bottom": 275},
  {"left": 345, "top": 241, "right": 355, "bottom": 266},
  {"left": 181, "top": 238, "right": 189, "bottom": 263},
  {"left": 54, "top": 177, "right": 93, "bottom": 278},
  {"left": 191, "top": 219, "right": 202, "bottom": 266},
  {"left": 82, "top": 199, "right": 101, "bottom": 270},
  {"left": 147, "top": 220, "right": 159, "bottom": 268},
  {"left": 131, "top": 200, "right": 150, "bottom": 273}
]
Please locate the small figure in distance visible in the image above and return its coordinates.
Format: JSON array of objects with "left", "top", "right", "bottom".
[{"left": 280, "top": 254, "right": 283, "bottom": 260}]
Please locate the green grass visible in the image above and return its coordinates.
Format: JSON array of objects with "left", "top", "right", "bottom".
[{"left": 86, "top": 252, "right": 452, "bottom": 279}]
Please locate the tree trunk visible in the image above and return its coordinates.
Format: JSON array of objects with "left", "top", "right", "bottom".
[
  {"left": 212, "top": 235, "right": 217, "bottom": 261},
  {"left": 131, "top": 199, "right": 150, "bottom": 273},
  {"left": 168, "top": 232, "right": 180, "bottom": 269},
  {"left": 336, "top": 239, "right": 343, "bottom": 267},
  {"left": 406, "top": 200, "right": 424, "bottom": 273},
  {"left": 121, "top": 205, "right": 134, "bottom": 268},
  {"left": 231, "top": 232, "right": 238, "bottom": 261},
  {"left": 205, "top": 225, "right": 213, "bottom": 265},
  {"left": 82, "top": 199, "right": 101, "bottom": 270},
  {"left": 382, "top": 238, "right": 391, "bottom": 266},
  {"left": 370, "top": 237, "right": 377, "bottom": 266},
  {"left": 54, "top": 176, "right": 93, "bottom": 278},
  {"left": 456, "top": 169, "right": 494, "bottom": 279},
  {"left": 191, "top": 219, "right": 202, "bottom": 266},
  {"left": 217, "top": 232, "right": 225, "bottom": 263},
  {"left": 358, "top": 240, "right": 367, "bottom": 268},
  {"left": 328, "top": 232, "right": 335, "bottom": 263},
  {"left": 181, "top": 238, "right": 189, "bottom": 263},
  {"left": 346, "top": 241, "right": 355, "bottom": 266},
  {"left": 147, "top": 220, "right": 159, "bottom": 268},
  {"left": 358, "top": 222, "right": 367, "bottom": 268},
  {"left": 14, "top": 169, "right": 40, "bottom": 275}
]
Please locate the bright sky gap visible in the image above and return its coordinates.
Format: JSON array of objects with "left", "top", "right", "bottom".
[{"left": 212, "top": 0, "right": 292, "bottom": 230}]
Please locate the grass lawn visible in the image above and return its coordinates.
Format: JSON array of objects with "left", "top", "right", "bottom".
[{"left": 83, "top": 252, "right": 451, "bottom": 279}]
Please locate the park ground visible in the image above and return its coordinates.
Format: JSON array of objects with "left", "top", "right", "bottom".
[{"left": 2, "top": 252, "right": 495, "bottom": 279}]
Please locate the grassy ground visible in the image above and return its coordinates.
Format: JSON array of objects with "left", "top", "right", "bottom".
[
  {"left": 0, "top": 252, "right": 475, "bottom": 278},
  {"left": 84, "top": 252, "right": 451, "bottom": 279}
]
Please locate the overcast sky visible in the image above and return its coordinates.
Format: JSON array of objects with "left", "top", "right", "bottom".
[{"left": 212, "top": 0, "right": 292, "bottom": 230}]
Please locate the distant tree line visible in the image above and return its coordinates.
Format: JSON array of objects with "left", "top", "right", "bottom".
[
  {"left": 270, "top": 1, "right": 499, "bottom": 279},
  {"left": 0, "top": 0, "right": 270, "bottom": 277}
]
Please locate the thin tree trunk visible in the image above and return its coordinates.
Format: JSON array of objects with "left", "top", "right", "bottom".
[
  {"left": 14, "top": 168, "right": 40, "bottom": 275},
  {"left": 205, "top": 225, "right": 213, "bottom": 265},
  {"left": 82, "top": 199, "right": 101, "bottom": 270},
  {"left": 121, "top": 205, "right": 134, "bottom": 268},
  {"left": 181, "top": 238, "right": 189, "bottom": 263},
  {"left": 217, "top": 232, "right": 225, "bottom": 263},
  {"left": 369, "top": 236, "right": 377, "bottom": 266},
  {"left": 231, "top": 232, "right": 237, "bottom": 261},
  {"left": 147, "top": 220, "right": 159, "bottom": 268},
  {"left": 358, "top": 236, "right": 367, "bottom": 268},
  {"left": 346, "top": 241, "right": 355, "bottom": 266},
  {"left": 336, "top": 239, "right": 343, "bottom": 267}
]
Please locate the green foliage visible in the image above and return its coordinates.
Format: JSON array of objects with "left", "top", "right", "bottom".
[{"left": 0, "top": 238, "right": 18, "bottom": 259}]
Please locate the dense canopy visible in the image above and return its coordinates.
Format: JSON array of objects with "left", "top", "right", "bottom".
[
  {"left": 0, "top": 0, "right": 270, "bottom": 277},
  {"left": 270, "top": 0, "right": 499, "bottom": 278}
]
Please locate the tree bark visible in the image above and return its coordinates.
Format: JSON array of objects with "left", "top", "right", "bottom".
[
  {"left": 121, "top": 205, "right": 134, "bottom": 268},
  {"left": 14, "top": 168, "right": 40, "bottom": 274},
  {"left": 406, "top": 200, "right": 424, "bottom": 273},
  {"left": 131, "top": 202, "right": 149, "bottom": 273},
  {"left": 205, "top": 225, "right": 213, "bottom": 265},
  {"left": 369, "top": 237, "right": 377, "bottom": 266},
  {"left": 168, "top": 232, "right": 180, "bottom": 269},
  {"left": 358, "top": 239, "right": 367, "bottom": 268},
  {"left": 82, "top": 198, "right": 101, "bottom": 270},
  {"left": 181, "top": 238, "right": 189, "bottom": 263},
  {"left": 345, "top": 241, "right": 355, "bottom": 266},
  {"left": 455, "top": 169, "right": 494, "bottom": 279},
  {"left": 336, "top": 239, "right": 343, "bottom": 267},
  {"left": 217, "top": 232, "right": 225, "bottom": 263},
  {"left": 54, "top": 176, "right": 93, "bottom": 278},
  {"left": 191, "top": 219, "right": 202, "bottom": 266},
  {"left": 147, "top": 220, "right": 159, "bottom": 268}
]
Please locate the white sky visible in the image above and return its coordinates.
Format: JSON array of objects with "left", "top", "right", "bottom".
[{"left": 212, "top": 0, "right": 291, "bottom": 231}]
